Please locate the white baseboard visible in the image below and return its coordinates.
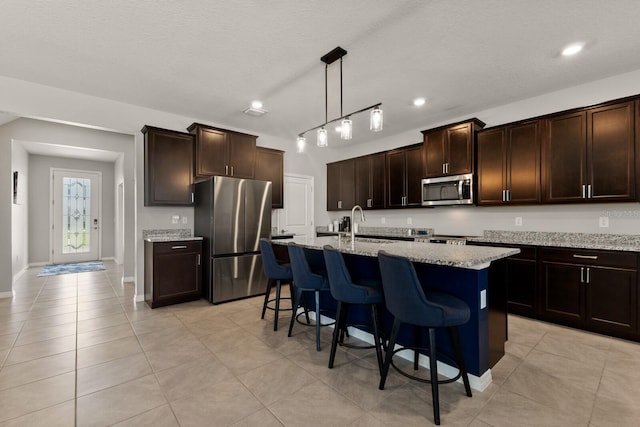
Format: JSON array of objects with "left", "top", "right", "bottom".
[
  {"left": 101, "top": 257, "right": 116, "bottom": 262},
  {"left": 123, "top": 276, "right": 135, "bottom": 284},
  {"left": 313, "top": 312, "right": 493, "bottom": 392},
  {"left": 135, "top": 294, "right": 145, "bottom": 302},
  {"left": 29, "top": 261, "right": 48, "bottom": 267},
  {"left": 0, "top": 291, "right": 14, "bottom": 299},
  {"left": 12, "top": 267, "right": 27, "bottom": 284}
]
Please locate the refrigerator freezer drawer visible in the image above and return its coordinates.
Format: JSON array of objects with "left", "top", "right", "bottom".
[{"left": 211, "top": 254, "right": 267, "bottom": 303}]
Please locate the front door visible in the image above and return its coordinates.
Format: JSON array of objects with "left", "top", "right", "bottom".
[
  {"left": 51, "top": 169, "right": 101, "bottom": 264},
  {"left": 277, "top": 173, "right": 314, "bottom": 238}
]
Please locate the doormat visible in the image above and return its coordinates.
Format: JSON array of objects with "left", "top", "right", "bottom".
[{"left": 38, "top": 261, "right": 106, "bottom": 277}]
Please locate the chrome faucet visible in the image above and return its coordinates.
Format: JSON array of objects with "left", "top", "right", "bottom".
[{"left": 351, "top": 205, "right": 365, "bottom": 242}]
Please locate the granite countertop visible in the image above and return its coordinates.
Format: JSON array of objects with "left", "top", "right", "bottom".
[
  {"left": 145, "top": 236, "right": 203, "bottom": 242},
  {"left": 273, "top": 235, "right": 519, "bottom": 270},
  {"left": 469, "top": 230, "right": 640, "bottom": 252}
]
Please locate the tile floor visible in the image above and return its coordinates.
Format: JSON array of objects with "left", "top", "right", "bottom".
[{"left": 1, "top": 260, "right": 639, "bottom": 426}]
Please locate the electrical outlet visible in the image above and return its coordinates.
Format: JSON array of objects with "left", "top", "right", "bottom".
[
  {"left": 515, "top": 217, "right": 523, "bottom": 226},
  {"left": 381, "top": 217, "right": 386, "bottom": 224},
  {"left": 181, "top": 216, "right": 188, "bottom": 224},
  {"left": 407, "top": 217, "right": 412, "bottom": 225},
  {"left": 599, "top": 216, "right": 609, "bottom": 228},
  {"left": 171, "top": 215, "right": 179, "bottom": 224},
  {"left": 480, "top": 289, "right": 487, "bottom": 309}
]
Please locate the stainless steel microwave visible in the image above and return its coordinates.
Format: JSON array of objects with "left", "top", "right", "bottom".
[{"left": 421, "top": 173, "right": 474, "bottom": 206}]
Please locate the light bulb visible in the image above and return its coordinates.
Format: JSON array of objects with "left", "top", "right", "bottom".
[
  {"left": 317, "top": 128, "right": 328, "bottom": 147},
  {"left": 370, "top": 107, "right": 383, "bottom": 132},
  {"left": 340, "top": 118, "right": 352, "bottom": 140}
]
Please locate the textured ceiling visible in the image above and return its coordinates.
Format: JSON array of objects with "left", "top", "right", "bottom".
[{"left": 2, "top": 0, "right": 640, "bottom": 148}]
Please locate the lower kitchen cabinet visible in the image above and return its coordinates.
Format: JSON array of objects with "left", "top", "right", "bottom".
[
  {"left": 539, "top": 248, "right": 638, "bottom": 338},
  {"left": 144, "top": 240, "right": 202, "bottom": 308}
]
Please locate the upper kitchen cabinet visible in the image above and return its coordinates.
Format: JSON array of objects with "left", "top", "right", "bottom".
[
  {"left": 477, "top": 120, "right": 541, "bottom": 205},
  {"left": 355, "top": 152, "right": 386, "bottom": 209},
  {"left": 142, "top": 125, "right": 194, "bottom": 206},
  {"left": 327, "top": 159, "right": 356, "bottom": 211},
  {"left": 422, "top": 118, "right": 485, "bottom": 177},
  {"left": 254, "top": 147, "right": 284, "bottom": 209},
  {"left": 386, "top": 144, "right": 423, "bottom": 208},
  {"left": 542, "top": 100, "right": 636, "bottom": 203},
  {"left": 187, "top": 123, "right": 257, "bottom": 179}
]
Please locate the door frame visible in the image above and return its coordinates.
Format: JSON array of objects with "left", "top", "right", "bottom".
[{"left": 49, "top": 168, "right": 103, "bottom": 264}]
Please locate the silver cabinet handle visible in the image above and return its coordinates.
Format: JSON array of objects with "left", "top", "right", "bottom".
[
  {"left": 586, "top": 267, "right": 590, "bottom": 284},
  {"left": 581, "top": 184, "right": 586, "bottom": 199},
  {"left": 502, "top": 190, "right": 505, "bottom": 202},
  {"left": 197, "top": 254, "right": 201, "bottom": 265},
  {"left": 171, "top": 245, "right": 188, "bottom": 250},
  {"left": 507, "top": 189, "right": 511, "bottom": 202},
  {"left": 573, "top": 254, "right": 598, "bottom": 260},
  {"left": 191, "top": 193, "right": 194, "bottom": 203},
  {"left": 442, "top": 163, "right": 446, "bottom": 174},
  {"left": 367, "top": 198, "right": 372, "bottom": 208},
  {"left": 580, "top": 267, "right": 585, "bottom": 283},
  {"left": 230, "top": 166, "right": 234, "bottom": 176},
  {"left": 338, "top": 201, "right": 342, "bottom": 209},
  {"left": 588, "top": 184, "right": 592, "bottom": 198},
  {"left": 225, "top": 165, "right": 229, "bottom": 175}
]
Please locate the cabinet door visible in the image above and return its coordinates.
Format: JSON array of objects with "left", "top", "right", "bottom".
[
  {"left": 506, "top": 257, "right": 537, "bottom": 317},
  {"left": 477, "top": 128, "right": 506, "bottom": 205},
  {"left": 143, "top": 127, "right": 194, "bottom": 206},
  {"left": 355, "top": 156, "right": 371, "bottom": 208},
  {"left": 370, "top": 153, "right": 386, "bottom": 209},
  {"left": 540, "top": 261, "right": 584, "bottom": 325},
  {"left": 339, "top": 159, "right": 356, "bottom": 211},
  {"left": 587, "top": 101, "right": 635, "bottom": 201},
  {"left": 405, "top": 145, "right": 424, "bottom": 206},
  {"left": 586, "top": 266, "right": 637, "bottom": 335},
  {"left": 446, "top": 123, "right": 473, "bottom": 175},
  {"left": 228, "top": 132, "right": 256, "bottom": 179},
  {"left": 424, "top": 129, "right": 446, "bottom": 177},
  {"left": 255, "top": 147, "right": 284, "bottom": 208},
  {"left": 196, "top": 127, "right": 228, "bottom": 176},
  {"left": 154, "top": 251, "right": 201, "bottom": 302},
  {"left": 386, "top": 150, "right": 406, "bottom": 207},
  {"left": 326, "top": 162, "right": 341, "bottom": 211},
  {"left": 508, "top": 121, "right": 541, "bottom": 203},
  {"left": 543, "top": 112, "right": 587, "bottom": 203}
]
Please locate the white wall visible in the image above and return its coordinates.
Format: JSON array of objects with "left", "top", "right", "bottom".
[
  {"left": 28, "top": 154, "right": 115, "bottom": 263},
  {"left": 10, "top": 140, "right": 28, "bottom": 285},
  {"left": 315, "top": 69, "right": 640, "bottom": 236}
]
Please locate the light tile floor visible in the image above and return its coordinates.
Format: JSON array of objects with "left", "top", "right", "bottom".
[{"left": 1, "top": 261, "right": 639, "bottom": 426}]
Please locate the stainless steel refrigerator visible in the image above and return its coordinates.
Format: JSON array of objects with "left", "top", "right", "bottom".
[{"left": 194, "top": 176, "right": 272, "bottom": 304}]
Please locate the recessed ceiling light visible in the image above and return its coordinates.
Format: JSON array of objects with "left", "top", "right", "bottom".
[
  {"left": 413, "top": 97, "right": 426, "bottom": 107},
  {"left": 561, "top": 43, "right": 584, "bottom": 56},
  {"left": 251, "top": 100, "right": 263, "bottom": 109}
]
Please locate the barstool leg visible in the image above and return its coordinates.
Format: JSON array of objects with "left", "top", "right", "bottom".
[
  {"left": 329, "top": 301, "right": 345, "bottom": 368},
  {"left": 414, "top": 326, "right": 421, "bottom": 371},
  {"left": 314, "top": 290, "right": 321, "bottom": 351},
  {"left": 379, "top": 317, "right": 401, "bottom": 390},
  {"left": 370, "top": 304, "right": 384, "bottom": 376},
  {"left": 261, "top": 279, "right": 273, "bottom": 319},
  {"left": 273, "top": 279, "right": 281, "bottom": 331},
  {"left": 450, "top": 326, "right": 472, "bottom": 397},
  {"left": 288, "top": 287, "right": 302, "bottom": 337},
  {"left": 428, "top": 328, "right": 440, "bottom": 425}
]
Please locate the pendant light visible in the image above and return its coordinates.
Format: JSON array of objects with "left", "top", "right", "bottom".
[
  {"left": 296, "top": 136, "right": 306, "bottom": 153},
  {"left": 296, "top": 46, "right": 383, "bottom": 151}
]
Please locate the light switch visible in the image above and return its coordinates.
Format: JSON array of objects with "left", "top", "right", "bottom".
[
  {"left": 181, "top": 216, "right": 188, "bottom": 224},
  {"left": 171, "top": 215, "right": 179, "bottom": 224},
  {"left": 480, "top": 289, "right": 487, "bottom": 309},
  {"left": 599, "top": 216, "right": 609, "bottom": 228},
  {"left": 515, "top": 217, "right": 523, "bottom": 226}
]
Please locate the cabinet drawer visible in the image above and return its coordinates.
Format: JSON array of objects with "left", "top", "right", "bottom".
[
  {"left": 540, "top": 248, "right": 637, "bottom": 269},
  {"left": 153, "top": 241, "right": 202, "bottom": 255}
]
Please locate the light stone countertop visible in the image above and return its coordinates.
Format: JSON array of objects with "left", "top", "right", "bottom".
[
  {"left": 273, "top": 235, "right": 519, "bottom": 270},
  {"left": 469, "top": 230, "right": 640, "bottom": 252},
  {"left": 144, "top": 236, "right": 203, "bottom": 242}
]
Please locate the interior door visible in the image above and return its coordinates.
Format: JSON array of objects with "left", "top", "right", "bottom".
[
  {"left": 277, "top": 174, "right": 314, "bottom": 238},
  {"left": 51, "top": 169, "right": 101, "bottom": 264}
]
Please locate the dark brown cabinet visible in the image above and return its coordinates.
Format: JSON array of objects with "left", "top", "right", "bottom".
[
  {"left": 327, "top": 159, "right": 355, "bottom": 211},
  {"left": 144, "top": 240, "right": 202, "bottom": 308},
  {"left": 540, "top": 248, "right": 638, "bottom": 337},
  {"left": 255, "top": 147, "right": 284, "bottom": 208},
  {"left": 188, "top": 123, "right": 257, "bottom": 179},
  {"left": 542, "top": 101, "right": 636, "bottom": 203},
  {"left": 422, "top": 118, "right": 485, "bottom": 177},
  {"left": 477, "top": 121, "right": 541, "bottom": 205},
  {"left": 386, "top": 144, "right": 424, "bottom": 208},
  {"left": 355, "top": 153, "right": 386, "bottom": 209},
  {"left": 142, "top": 126, "right": 195, "bottom": 206}
]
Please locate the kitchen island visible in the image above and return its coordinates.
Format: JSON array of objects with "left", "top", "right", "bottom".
[{"left": 272, "top": 235, "right": 519, "bottom": 391}]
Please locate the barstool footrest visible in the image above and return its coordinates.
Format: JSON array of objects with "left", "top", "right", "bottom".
[
  {"left": 294, "top": 310, "right": 336, "bottom": 328},
  {"left": 264, "top": 296, "right": 293, "bottom": 312},
  {"left": 390, "top": 346, "right": 463, "bottom": 385}
]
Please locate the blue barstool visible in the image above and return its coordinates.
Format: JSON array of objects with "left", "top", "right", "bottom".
[
  {"left": 259, "top": 239, "right": 294, "bottom": 331},
  {"left": 287, "top": 242, "right": 332, "bottom": 351},
  {"left": 377, "top": 250, "right": 472, "bottom": 426},
  {"left": 323, "top": 245, "right": 385, "bottom": 374}
]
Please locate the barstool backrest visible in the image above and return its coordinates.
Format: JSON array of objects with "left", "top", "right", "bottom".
[
  {"left": 288, "top": 242, "right": 325, "bottom": 290},
  {"left": 322, "top": 245, "right": 354, "bottom": 301},
  {"left": 378, "top": 250, "right": 446, "bottom": 326},
  {"left": 259, "top": 238, "right": 291, "bottom": 279}
]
